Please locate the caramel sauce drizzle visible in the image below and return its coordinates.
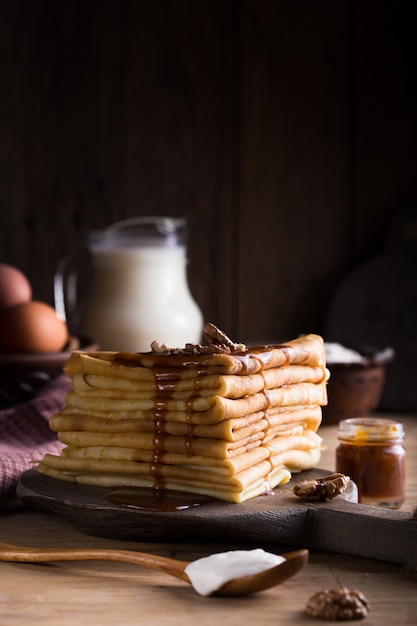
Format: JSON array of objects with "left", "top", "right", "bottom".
[
  {"left": 109, "top": 342, "right": 294, "bottom": 506},
  {"left": 107, "top": 364, "right": 215, "bottom": 511}
]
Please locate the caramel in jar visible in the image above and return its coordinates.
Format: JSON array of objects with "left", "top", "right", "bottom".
[{"left": 336, "top": 417, "right": 406, "bottom": 508}]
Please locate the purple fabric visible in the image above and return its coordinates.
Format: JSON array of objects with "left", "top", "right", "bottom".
[{"left": 0, "top": 374, "right": 70, "bottom": 497}]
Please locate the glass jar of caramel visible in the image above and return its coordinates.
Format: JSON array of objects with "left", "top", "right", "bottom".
[{"left": 336, "top": 417, "right": 406, "bottom": 508}]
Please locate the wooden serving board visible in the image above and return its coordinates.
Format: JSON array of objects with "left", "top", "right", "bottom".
[{"left": 17, "top": 469, "right": 417, "bottom": 568}]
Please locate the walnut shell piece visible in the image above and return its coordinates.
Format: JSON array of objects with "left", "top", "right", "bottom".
[
  {"left": 203, "top": 322, "right": 246, "bottom": 352},
  {"left": 150, "top": 323, "right": 246, "bottom": 356},
  {"left": 293, "top": 473, "right": 350, "bottom": 501},
  {"left": 305, "top": 587, "right": 370, "bottom": 620}
]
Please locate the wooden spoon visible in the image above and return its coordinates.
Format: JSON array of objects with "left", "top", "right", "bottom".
[{"left": 0, "top": 542, "right": 308, "bottom": 597}]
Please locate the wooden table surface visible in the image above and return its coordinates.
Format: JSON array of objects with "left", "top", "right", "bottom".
[{"left": 0, "top": 414, "right": 416, "bottom": 626}]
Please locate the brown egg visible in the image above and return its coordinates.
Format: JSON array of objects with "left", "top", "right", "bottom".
[
  {"left": 0, "top": 301, "right": 68, "bottom": 353},
  {"left": 0, "top": 263, "right": 32, "bottom": 309}
]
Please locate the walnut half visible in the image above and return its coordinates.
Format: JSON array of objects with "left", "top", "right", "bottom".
[
  {"left": 293, "top": 473, "right": 350, "bottom": 502},
  {"left": 305, "top": 587, "right": 370, "bottom": 620}
]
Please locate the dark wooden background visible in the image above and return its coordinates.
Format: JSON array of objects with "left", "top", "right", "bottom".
[{"left": 1, "top": 1, "right": 416, "bottom": 407}]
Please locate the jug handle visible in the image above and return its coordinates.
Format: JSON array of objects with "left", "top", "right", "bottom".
[{"left": 54, "top": 250, "right": 90, "bottom": 330}]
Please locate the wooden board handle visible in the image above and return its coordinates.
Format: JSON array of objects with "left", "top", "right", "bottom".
[{"left": 307, "top": 499, "right": 417, "bottom": 569}]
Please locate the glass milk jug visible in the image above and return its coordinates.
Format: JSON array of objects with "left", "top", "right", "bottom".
[{"left": 66, "top": 217, "right": 203, "bottom": 352}]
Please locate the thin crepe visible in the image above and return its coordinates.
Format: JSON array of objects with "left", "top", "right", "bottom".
[
  {"left": 48, "top": 404, "right": 322, "bottom": 441},
  {"left": 63, "top": 333, "right": 326, "bottom": 380},
  {"left": 63, "top": 381, "right": 327, "bottom": 423}
]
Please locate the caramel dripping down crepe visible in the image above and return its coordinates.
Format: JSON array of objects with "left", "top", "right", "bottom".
[
  {"left": 36, "top": 331, "right": 328, "bottom": 503},
  {"left": 42, "top": 429, "right": 323, "bottom": 473},
  {"left": 62, "top": 380, "right": 327, "bottom": 424},
  {"left": 37, "top": 464, "right": 294, "bottom": 503},
  {"left": 63, "top": 333, "right": 327, "bottom": 379},
  {"left": 49, "top": 405, "right": 322, "bottom": 442}
]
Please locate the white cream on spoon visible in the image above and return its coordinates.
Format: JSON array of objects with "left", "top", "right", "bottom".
[{"left": 184, "top": 548, "right": 286, "bottom": 596}]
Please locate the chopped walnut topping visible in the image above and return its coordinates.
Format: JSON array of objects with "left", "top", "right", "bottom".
[
  {"left": 305, "top": 587, "right": 370, "bottom": 620},
  {"left": 293, "top": 473, "right": 350, "bottom": 502},
  {"left": 203, "top": 323, "right": 246, "bottom": 352},
  {"left": 150, "top": 341, "right": 172, "bottom": 354},
  {"left": 150, "top": 323, "right": 247, "bottom": 356}
]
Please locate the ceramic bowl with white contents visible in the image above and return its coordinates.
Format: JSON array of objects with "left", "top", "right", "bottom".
[{"left": 322, "top": 342, "right": 395, "bottom": 425}]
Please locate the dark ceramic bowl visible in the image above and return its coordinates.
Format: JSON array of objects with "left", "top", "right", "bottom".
[
  {"left": 322, "top": 343, "right": 395, "bottom": 425},
  {"left": 322, "top": 363, "right": 387, "bottom": 425},
  {"left": 0, "top": 335, "right": 98, "bottom": 407}
]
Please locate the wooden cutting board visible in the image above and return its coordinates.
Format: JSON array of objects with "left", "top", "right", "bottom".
[{"left": 17, "top": 469, "right": 417, "bottom": 569}]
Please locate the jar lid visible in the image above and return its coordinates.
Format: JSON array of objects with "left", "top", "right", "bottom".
[{"left": 338, "top": 417, "right": 404, "bottom": 441}]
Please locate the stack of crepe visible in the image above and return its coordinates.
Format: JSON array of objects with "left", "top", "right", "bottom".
[{"left": 36, "top": 328, "right": 329, "bottom": 503}]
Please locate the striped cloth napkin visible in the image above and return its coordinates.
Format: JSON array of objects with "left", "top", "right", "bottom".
[{"left": 0, "top": 374, "right": 69, "bottom": 498}]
